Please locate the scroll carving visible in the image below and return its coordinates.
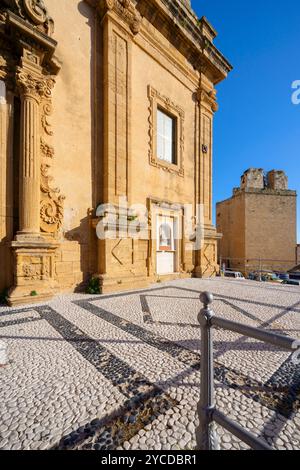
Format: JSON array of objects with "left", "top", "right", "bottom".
[{"left": 40, "top": 164, "right": 65, "bottom": 234}]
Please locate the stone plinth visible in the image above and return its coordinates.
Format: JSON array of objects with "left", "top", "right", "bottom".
[{"left": 7, "top": 239, "right": 59, "bottom": 306}]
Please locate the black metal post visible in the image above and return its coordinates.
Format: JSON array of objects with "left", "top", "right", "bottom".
[{"left": 196, "top": 292, "right": 219, "bottom": 450}]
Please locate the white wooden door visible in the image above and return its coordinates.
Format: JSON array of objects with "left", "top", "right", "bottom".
[{"left": 156, "top": 215, "right": 176, "bottom": 275}]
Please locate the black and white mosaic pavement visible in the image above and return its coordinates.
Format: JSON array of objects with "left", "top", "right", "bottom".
[{"left": 0, "top": 278, "right": 299, "bottom": 450}]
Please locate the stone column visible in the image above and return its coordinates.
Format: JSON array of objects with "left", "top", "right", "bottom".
[
  {"left": 16, "top": 70, "right": 42, "bottom": 238},
  {"left": 8, "top": 52, "right": 59, "bottom": 306}
]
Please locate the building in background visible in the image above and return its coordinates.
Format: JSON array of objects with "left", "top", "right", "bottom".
[
  {"left": 297, "top": 245, "right": 300, "bottom": 265},
  {"left": 0, "top": 0, "right": 231, "bottom": 305},
  {"left": 216, "top": 169, "right": 297, "bottom": 274}
]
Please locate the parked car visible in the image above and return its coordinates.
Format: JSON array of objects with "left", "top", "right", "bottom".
[
  {"left": 224, "top": 271, "right": 245, "bottom": 280},
  {"left": 289, "top": 273, "right": 300, "bottom": 281},
  {"left": 277, "top": 273, "right": 290, "bottom": 281},
  {"left": 261, "top": 273, "right": 282, "bottom": 283},
  {"left": 282, "top": 280, "right": 300, "bottom": 286},
  {"left": 248, "top": 272, "right": 282, "bottom": 283}
]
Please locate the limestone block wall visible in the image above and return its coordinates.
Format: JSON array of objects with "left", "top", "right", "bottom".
[
  {"left": 45, "top": 0, "right": 96, "bottom": 291},
  {"left": 216, "top": 192, "right": 246, "bottom": 270},
  {"left": 245, "top": 190, "right": 297, "bottom": 272}
]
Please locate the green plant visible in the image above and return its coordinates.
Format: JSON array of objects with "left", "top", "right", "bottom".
[
  {"left": 30, "top": 291, "right": 38, "bottom": 297},
  {"left": 86, "top": 277, "right": 101, "bottom": 295},
  {"left": 0, "top": 289, "right": 8, "bottom": 305},
  {"left": 127, "top": 215, "right": 138, "bottom": 222}
]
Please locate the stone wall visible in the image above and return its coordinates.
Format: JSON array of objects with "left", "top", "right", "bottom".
[{"left": 297, "top": 244, "right": 300, "bottom": 265}]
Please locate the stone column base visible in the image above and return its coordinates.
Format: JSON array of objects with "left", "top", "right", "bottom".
[
  {"left": 7, "top": 239, "right": 59, "bottom": 307},
  {"left": 193, "top": 226, "right": 222, "bottom": 278}
]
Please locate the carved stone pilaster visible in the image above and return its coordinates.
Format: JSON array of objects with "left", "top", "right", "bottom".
[{"left": 193, "top": 84, "right": 221, "bottom": 278}]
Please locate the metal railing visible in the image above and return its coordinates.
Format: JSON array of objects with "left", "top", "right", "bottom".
[{"left": 196, "top": 292, "right": 300, "bottom": 451}]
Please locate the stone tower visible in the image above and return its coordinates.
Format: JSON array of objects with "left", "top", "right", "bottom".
[{"left": 216, "top": 169, "right": 297, "bottom": 274}]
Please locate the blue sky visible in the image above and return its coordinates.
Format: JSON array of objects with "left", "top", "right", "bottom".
[{"left": 192, "top": 0, "right": 300, "bottom": 241}]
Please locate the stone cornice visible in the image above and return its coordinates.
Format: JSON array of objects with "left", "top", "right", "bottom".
[
  {"left": 86, "top": 0, "right": 232, "bottom": 83},
  {"left": 139, "top": 0, "right": 233, "bottom": 84},
  {"left": 1, "top": 4, "right": 59, "bottom": 74}
]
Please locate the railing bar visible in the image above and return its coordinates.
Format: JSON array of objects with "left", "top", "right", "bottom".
[
  {"left": 212, "top": 316, "right": 296, "bottom": 351},
  {"left": 213, "top": 409, "right": 272, "bottom": 451}
]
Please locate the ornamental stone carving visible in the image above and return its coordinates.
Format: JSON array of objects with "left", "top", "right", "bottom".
[
  {"left": 24, "top": 0, "right": 47, "bottom": 25},
  {"left": 197, "top": 88, "right": 219, "bottom": 113},
  {"left": 98, "top": 0, "right": 142, "bottom": 35},
  {"left": 22, "top": 262, "right": 41, "bottom": 280},
  {"left": 16, "top": 69, "right": 55, "bottom": 102},
  {"left": 3, "top": 0, "right": 54, "bottom": 36},
  {"left": 40, "top": 164, "right": 65, "bottom": 234}
]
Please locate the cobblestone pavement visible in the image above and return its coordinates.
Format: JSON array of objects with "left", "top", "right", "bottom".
[{"left": 0, "top": 278, "right": 300, "bottom": 451}]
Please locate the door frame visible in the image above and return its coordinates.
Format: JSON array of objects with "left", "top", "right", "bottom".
[{"left": 152, "top": 204, "right": 182, "bottom": 276}]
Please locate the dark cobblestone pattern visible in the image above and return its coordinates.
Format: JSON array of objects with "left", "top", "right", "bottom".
[
  {"left": 76, "top": 297, "right": 300, "bottom": 419},
  {"left": 33, "top": 306, "right": 179, "bottom": 450},
  {"left": 55, "top": 393, "right": 177, "bottom": 450},
  {"left": 0, "top": 317, "right": 42, "bottom": 329},
  {"left": 1, "top": 279, "right": 299, "bottom": 450},
  {"left": 75, "top": 300, "right": 200, "bottom": 369},
  {"left": 36, "top": 306, "right": 174, "bottom": 401}
]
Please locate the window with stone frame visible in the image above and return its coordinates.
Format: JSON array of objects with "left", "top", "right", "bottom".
[
  {"left": 157, "top": 107, "right": 177, "bottom": 165},
  {"left": 148, "top": 85, "right": 185, "bottom": 177}
]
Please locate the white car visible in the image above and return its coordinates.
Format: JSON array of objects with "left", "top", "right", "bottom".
[{"left": 224, "top": 271, "right": 245, "bottom": 280}]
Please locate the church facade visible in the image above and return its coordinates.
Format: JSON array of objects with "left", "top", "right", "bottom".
[{"left": 0, "top": 0, "right": 231, "bottom": 305}]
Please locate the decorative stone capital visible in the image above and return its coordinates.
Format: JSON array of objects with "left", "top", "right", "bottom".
[
  {"left": 16, "top": 68, "right": 55, "bottom": 102},
  {"left": 96, "top": 0, "right": 142, "bottom": 35},
  {"left": 197, "top": 88, "right": 219, "bottom": 113}
]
